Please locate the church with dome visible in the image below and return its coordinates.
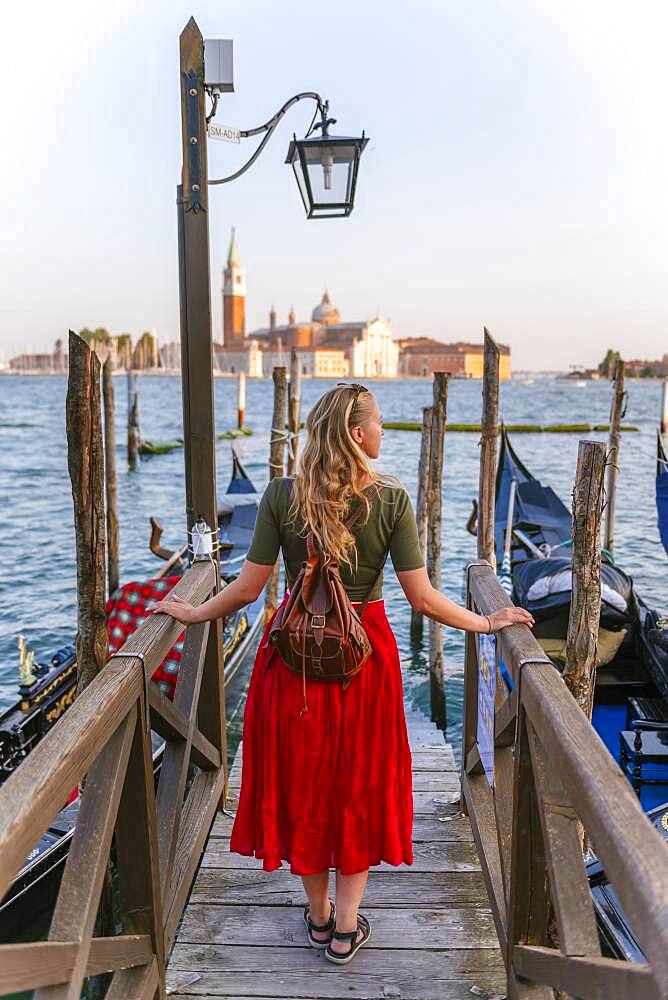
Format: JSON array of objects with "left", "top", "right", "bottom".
[{"left": 213, "top": 230, "right": 399, "bottom": 378}]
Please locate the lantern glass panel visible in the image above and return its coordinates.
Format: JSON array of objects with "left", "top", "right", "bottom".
[{"left": 286, "top": 133, "right": 367, "bottom": 218}]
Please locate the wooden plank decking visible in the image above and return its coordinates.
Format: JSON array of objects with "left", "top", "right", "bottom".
[{"left": 166, "top": 705, "right": 505, "bottom": 1000}]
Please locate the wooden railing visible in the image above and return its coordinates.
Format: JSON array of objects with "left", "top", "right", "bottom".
[
  {"left": 462, "top": 560, "right": 668, "bottom": 1000},
  {"left": 0, "top": 562, "right": 221, "bottom": 999}
]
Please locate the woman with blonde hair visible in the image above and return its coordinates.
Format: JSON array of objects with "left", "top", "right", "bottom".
[{"left": 149, "top": 383, "right": 534, "bottom": 965}]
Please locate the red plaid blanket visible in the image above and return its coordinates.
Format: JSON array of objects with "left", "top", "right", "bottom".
[{"left": 105, "top": 575, "right": 184, "bottom": 701}]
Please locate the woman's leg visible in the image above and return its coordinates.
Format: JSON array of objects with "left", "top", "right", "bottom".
[
  {"left": 330, "top": 868, "right": 369, "bottom": 953},
  {"left": 301, "top": 870, "right": 332, "bottom": 942}
]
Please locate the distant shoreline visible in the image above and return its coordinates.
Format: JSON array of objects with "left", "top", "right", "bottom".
[{"left": 0, "top": 369, "right": 664, "bottom": 381}]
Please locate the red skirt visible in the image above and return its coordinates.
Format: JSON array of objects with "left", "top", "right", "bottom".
[{"left": 228, "top": 597, "right": 414, "bottom": 875}]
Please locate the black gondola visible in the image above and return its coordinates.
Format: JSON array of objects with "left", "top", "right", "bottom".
[
  {"left": 0, "top": 449, "right": 264, "bottom": 940},
  {"left": 493, "top": 426, "right": 668, "bottom": 961}
]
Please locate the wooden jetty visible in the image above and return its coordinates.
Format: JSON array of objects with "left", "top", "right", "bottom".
[{"left": 166, "top": 705, "right": 506, "bottom": 1000}]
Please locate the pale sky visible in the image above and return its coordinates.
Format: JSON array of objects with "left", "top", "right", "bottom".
[{"left": 1, "top": 0, "right": 667, "bottom": 369}]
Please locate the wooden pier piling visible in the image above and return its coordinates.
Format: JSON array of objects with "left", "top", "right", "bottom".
[
  {"left": 127, "top": 370, "right": 140, "bottom": 469},
  {"left": 287, "top": 347, "right": 302, "bottom": 476},
  {"left": 427, "top": 372, "right": 449, "bottom": 730},
  {"left": 411, "top": 405, "right": 433, "bottom": 639},
  {"left": 477, "top": 328, "right": 500, "bottom": 569},
  {"left": 563, "top": 440, "right": 606, "bottom": 719},
  {"left": 661, "top": 379, "right": 668, "bottom": 439},
  {"left": 66, "top": 331, "right": 108, "bottom": 695},
  {"left": 237, "top": 372, "right": 246, "bottom": 430},
  {"left": 604, "top": 358, "right": 625, "bottom": 554},
  {"left": 265, "top": 366, "right": 288, "bottom": 616},
  {"left": 102, "top": 355, "right": 119, "bottom": 598}
]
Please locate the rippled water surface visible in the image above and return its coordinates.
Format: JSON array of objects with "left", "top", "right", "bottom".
[{"left": 1, "top": 374, "right": 666, "bottom": 755}]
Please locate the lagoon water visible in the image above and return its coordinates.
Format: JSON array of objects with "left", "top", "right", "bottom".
[{"left": 1, "top": 374, "right": 666, "bottom": 756}]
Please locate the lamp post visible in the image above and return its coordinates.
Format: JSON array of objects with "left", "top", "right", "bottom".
[{"left": 176, "top": 17, "right": 368, "bottom": 767}]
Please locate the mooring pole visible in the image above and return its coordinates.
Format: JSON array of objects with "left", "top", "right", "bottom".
[
  {"left": 604, "top": 358, "right": 625, "bottom": 554},
  {"left": 102, "top": 355, "right": 119, "bottom": 597},
  {"left": 410, "top": 405, "right": 433, "bottom": 639},
  {"left": 661, "top": 380, "right": 668, "bottom": 440},
  {"left": 427, "top": 372, "right": 449, "bottom": 730},
  {"left": 66, "top": 332, "right": 115, "bottom": 998},
  {"left": 477, "top": 328, "right": 500, "bottom": 569},
  {"left": 237, "top": 371, "right": 246, "bottom": 430},
  {"left": 287, "top": 347, "right": 302, "bottom": 476},
  {"left": 127, "top": 370, "right": 140, "bottom": 469},
  {"left": 177, "top": 17, "right": 227, "bottom": 774},
  {"left": 67, "top": 331, "right": 108, "bottom": 694},
  {"left": 265, "top": 366, "right": 288, "bottom": 616},
  {"left": 563, "top": 440, "right": 606, "bottom": 720}
]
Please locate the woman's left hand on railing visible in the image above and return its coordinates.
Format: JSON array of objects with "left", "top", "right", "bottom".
[
  {"left": 147, "top": 594, "right": 198, "bottom": 625},
  {"left": 488, "top": 606, "right": 535, "bottom": 631}
]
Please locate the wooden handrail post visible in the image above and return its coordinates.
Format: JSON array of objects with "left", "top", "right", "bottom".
[
  {"left": 563, "top": 440, "right": 606, "bottom": 720},
  {"left": 604, "top": 358, "right": 625, "bottom": 554},
  {"left": 265, "top": 367, "right": 288, "bottom": 616},
  {"left": 427, "top": 372, "right": 449, "bottom": 729},
  {"left": 477, "top": 328, "right": 500, "bottom": 569},
  {"left": 177, "top": 18, "right": 227, "bottom": 774},
  {"left": 410, "top": 405, "right": 433, "bottom": 640},
  {"left": 103, "top": 355, "right": 119, "bottom": 597},
  {"left": 287, "top": 348, "right": 301, "bottom": 476}
]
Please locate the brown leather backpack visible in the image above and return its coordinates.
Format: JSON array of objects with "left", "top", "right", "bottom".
[{"left": 265, "top": 483, "right": 381, "bottom": 715}]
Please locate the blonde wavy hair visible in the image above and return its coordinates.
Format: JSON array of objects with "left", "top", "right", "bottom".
[{"left": 288, "top": 383, "right": 398, "bottom": 570}]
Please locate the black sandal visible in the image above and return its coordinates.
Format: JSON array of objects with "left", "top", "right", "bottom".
[
  {"left": 324, "top": 913, "right": 371, "bottom": 964},
  {"left": 303, "top": 899, "right": 336, "bottom": 948}
]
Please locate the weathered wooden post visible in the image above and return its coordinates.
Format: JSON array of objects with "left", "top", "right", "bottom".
[
  {"left": 410, "top": 405, "right": 433, "bottom": 639},
  {"left": 265, "top": 367, "right": 288, "bottom": 616},
  {"left": 66, "top": 332, "right": 114, "bottom": 992},
  {"left": 102, "top": 355, "right": 119, "bottom": 597},
  {"left": 237, "top": 371, "right": 246, "bottom": 430},
  {"left": 427, "top": 372, "right": 449, "bottom": 729},
  {"left": 604, "top": 358, "right": 625, "bottom": 554},
  {"left": 67, "top": 331, "right": 108, "bottom": 694},
  {"left": 563, "top": 440, "right": 606, "bottom": 720},
  {"left": 287, "top": 347, "right": 302, "bottom": 476},
  {"left": 661, "top": 379, "right": 668, "bottom": 439},
  {"left": 176, "top": 18, "right": 228, "bottom": 799},
  {"left": 127, "top": 370, "right": 140, "bottom": 469},
  {"left": 477, "top": 328, "right": 500, "bottom": 569}
]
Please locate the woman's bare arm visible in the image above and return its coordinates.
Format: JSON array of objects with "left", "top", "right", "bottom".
[
  {"left": 396, "top": 566, "right": 534, "bottom": 633},
  {"left": 147, "top": 560, "right": 275, "bottom": 625}
]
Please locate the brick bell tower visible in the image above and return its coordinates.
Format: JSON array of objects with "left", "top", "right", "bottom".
[{"left": 223, "top": 227, "right": 246, "bottom": 346}]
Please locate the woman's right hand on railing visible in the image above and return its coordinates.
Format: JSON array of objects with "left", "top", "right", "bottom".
[{"left": 147, "top": 594, "right": 199, "bottom": 625}]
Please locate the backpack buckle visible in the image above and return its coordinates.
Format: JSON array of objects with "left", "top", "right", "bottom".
[{"left": 311, "top": 615, "right": 326, "bottom": 629}]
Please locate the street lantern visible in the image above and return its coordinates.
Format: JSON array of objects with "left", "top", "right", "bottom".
[
  {"left": 208, "top": 91, "right": 368, "bottom": 220},
  {"left": 285, "top": 130, "right": 368, "bottom": 219}
]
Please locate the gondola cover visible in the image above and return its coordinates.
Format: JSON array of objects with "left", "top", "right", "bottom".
[{"left": 512, "top": 556, "right": 634, "bottom": 629}]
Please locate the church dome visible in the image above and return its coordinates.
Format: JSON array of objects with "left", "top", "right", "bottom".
[{"left": 311, "top": 290, "right": 340, "bottom": 326}]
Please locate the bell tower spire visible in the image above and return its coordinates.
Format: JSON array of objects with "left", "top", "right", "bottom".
[{"left": 223, "top": 227, "right": 246, "bottom": 346}]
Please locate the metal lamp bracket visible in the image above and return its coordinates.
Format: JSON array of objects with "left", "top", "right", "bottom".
[{"left": 185, "top": 70, "right": 205, "bottom": 213}]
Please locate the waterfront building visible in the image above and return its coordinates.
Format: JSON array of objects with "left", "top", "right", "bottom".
[
  {"left": 160, "top": 341, "right": 182, "bottom": 370},
  {"left": 250, "top": 292, "right": 399, "bottom": 378},
  {"left": 213, "top": 339, "right": 264, "bottom": 377},
  {"left": 397, "top": 337, "right": 512, "bottom": 379}
]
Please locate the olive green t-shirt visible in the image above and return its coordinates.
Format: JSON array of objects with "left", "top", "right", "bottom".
[{"left": 246, "top": 478, "right": 425, "bottom": 602}]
